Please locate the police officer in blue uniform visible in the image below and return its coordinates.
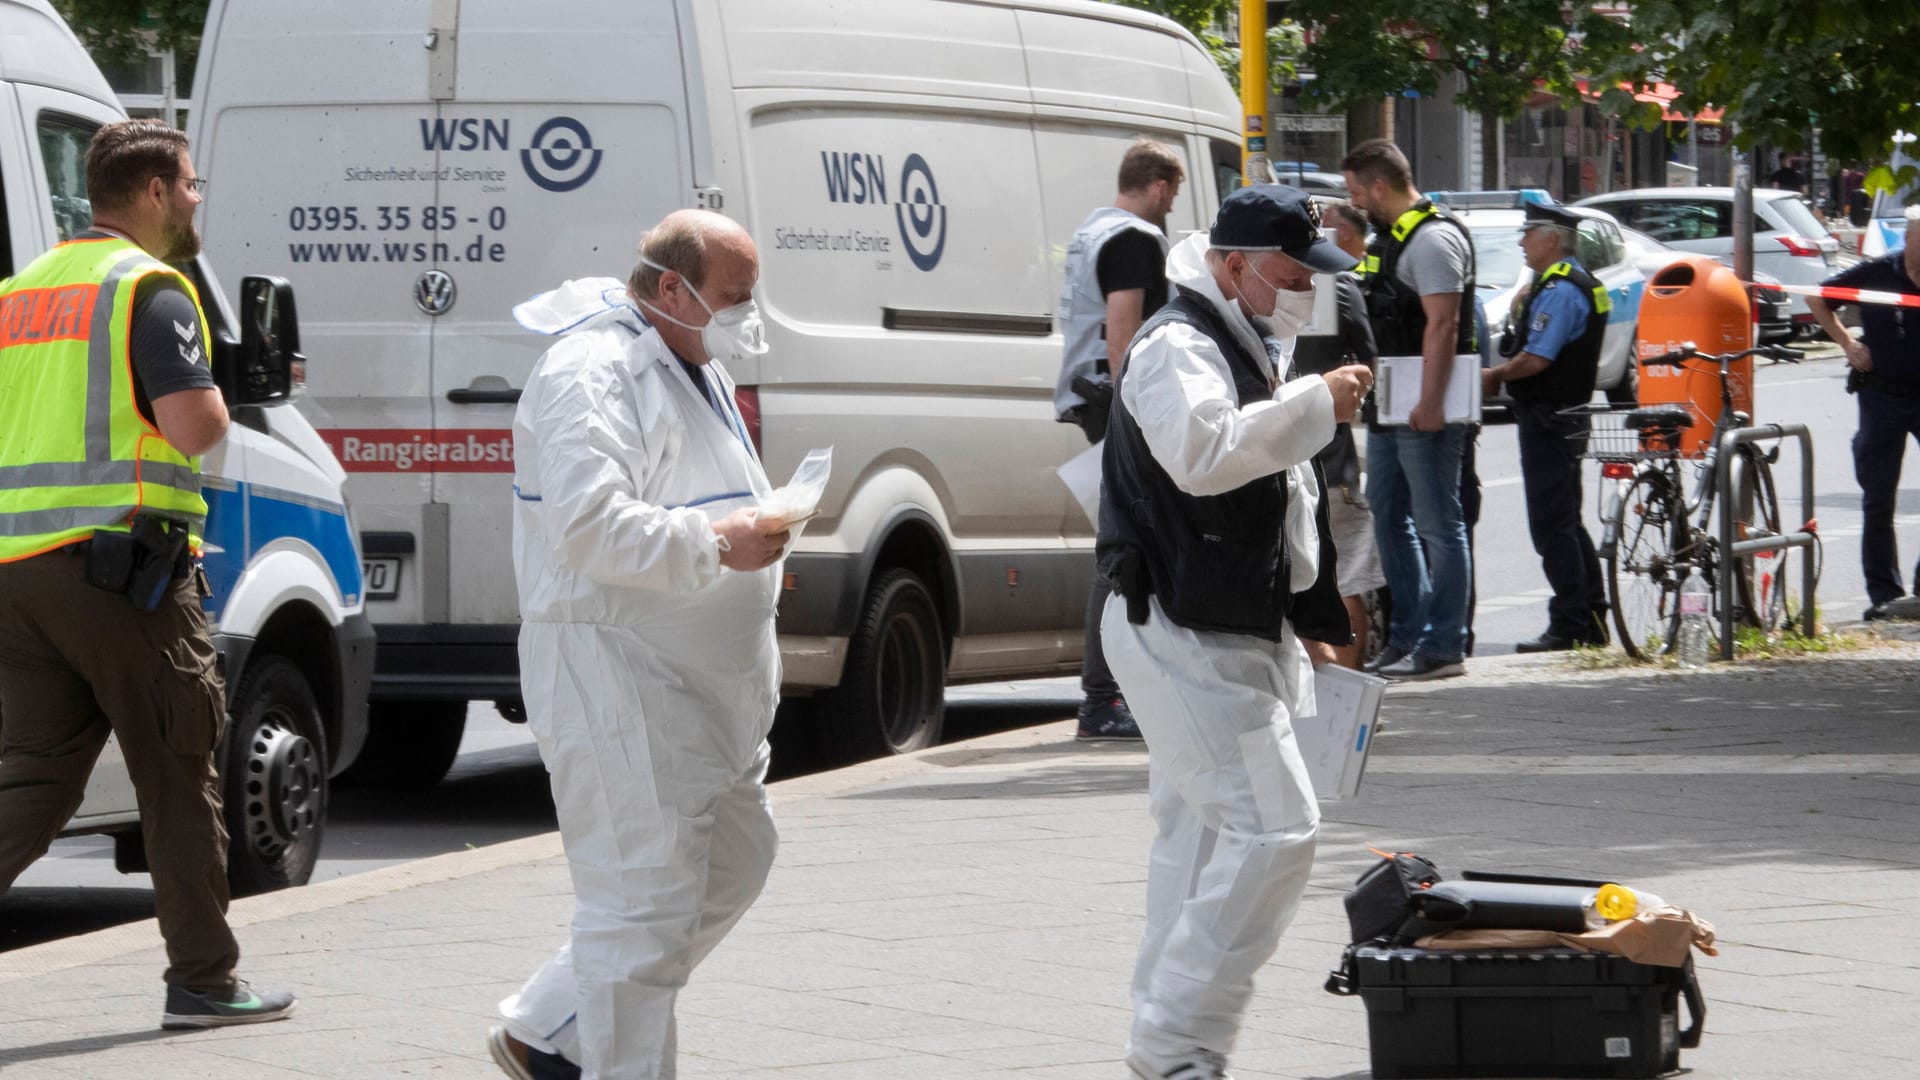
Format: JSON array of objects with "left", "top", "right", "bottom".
[
  {"left": 1808, "top": 207, "right": 1920, "bottom": 620},
  {"left": 1483, "top": 203, "right": 1609, "bottom": 651}
]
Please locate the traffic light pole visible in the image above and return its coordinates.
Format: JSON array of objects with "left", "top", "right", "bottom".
[{"left": 1240, "top": 0, "right": 1267, "bottom": 182}]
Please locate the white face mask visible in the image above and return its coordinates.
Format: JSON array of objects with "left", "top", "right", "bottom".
[
  {"left": 1239, "top": 256, "right": 1315, "bottom": 338},
  {"left": 634, "top": 256, "right": 769, "bottom": 362}
]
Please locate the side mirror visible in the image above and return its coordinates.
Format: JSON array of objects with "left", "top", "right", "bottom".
[{"left": 237, "top": 275, "right": 301, "bottom": 405}]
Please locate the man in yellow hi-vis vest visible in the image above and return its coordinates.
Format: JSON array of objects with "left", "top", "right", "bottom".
[{"left": 0, "top": 120, "right": 294, "bottom": 1030}]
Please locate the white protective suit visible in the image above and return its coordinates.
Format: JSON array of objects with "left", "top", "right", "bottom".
[
  {"left": 499, "top": 278, "right": 781, "bottom": 1080},
  {"left": 1100, "top": 234, "right": 1336, "bottom": 1069}
]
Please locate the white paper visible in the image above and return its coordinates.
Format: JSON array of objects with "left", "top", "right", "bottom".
[
  {"left": 1292, "top": 664, "right": 1387, "bottom": 801},
  {"left": 1057, "top": 440, "right": 1104, "bottom": 528},
  {"left": 1375, "top": 353, "right": 1482, "bottom": 426}
]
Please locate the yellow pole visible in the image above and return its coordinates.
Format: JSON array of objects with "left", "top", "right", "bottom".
[{"left": 1240, "top": 0, "right": 1266, "bottom": 182}]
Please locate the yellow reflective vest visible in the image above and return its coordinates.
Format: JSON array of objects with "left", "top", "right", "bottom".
[{"left": 0, "top": 236, "right": 212, "bottom": 561}]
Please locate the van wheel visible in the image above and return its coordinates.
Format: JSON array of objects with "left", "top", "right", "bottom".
[
  {"left": 338, "top": 701, "right": 466, "bottom": 791},
  {"left": 816, "top": 568, "right": 945, "bottom": 762},
  {"left": 223, "top": 657, "right": 327, "bottom": 896}
]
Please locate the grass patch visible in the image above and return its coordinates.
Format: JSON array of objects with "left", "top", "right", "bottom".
[{"left": 1560, "top": 612, "right": 1861, "bottom": 670}]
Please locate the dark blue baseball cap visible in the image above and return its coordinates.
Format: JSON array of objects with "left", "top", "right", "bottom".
[{"left": 1210, "top": 184, "right": 1355, "bottom": 273}]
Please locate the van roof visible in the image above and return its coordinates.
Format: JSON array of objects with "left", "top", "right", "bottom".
[{"left": 0, "top": 0, "right": 121, "bottom": 112}]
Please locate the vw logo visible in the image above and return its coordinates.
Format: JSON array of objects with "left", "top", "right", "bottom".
[
  {"left": 414, "top": 269, "right": 456, "bottom": 316},
  {"left": 521, "top": 116, "right": 604, "bottom": 193},
  {"left": 895, "top": 153, "right": 947, "bottom": 272}
]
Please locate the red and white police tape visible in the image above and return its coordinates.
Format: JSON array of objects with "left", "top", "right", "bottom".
[{"left": 1772, "top": 283, "right": 1920, "bottom": 309}]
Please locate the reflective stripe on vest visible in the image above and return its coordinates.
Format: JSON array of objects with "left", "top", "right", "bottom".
[
  {"left": 1540, "top": 260, "right": 1612, "bottom": 315},
  {"left": 1390, "top": 203, "right": 1437, "bottom": 243},
  {"left": 0, "top": 238, "right": 210, "bottom": 560}
]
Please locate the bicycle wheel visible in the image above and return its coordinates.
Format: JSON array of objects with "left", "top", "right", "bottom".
[
  {"left": 1608, "top": 471, "right": 1685, "bottom": 658},
  {"left": 1729, "top": 447, "right": 1791, "bottom": 636}
]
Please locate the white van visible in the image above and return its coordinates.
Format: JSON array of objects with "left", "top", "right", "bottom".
[
  {"left": 189, "top": 0, "right": 1242, "bottom": 774},
  {"left": 0, "top": 0, "right": 375, "bottom": 893}
]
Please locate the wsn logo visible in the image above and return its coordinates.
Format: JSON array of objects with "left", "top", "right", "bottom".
[{"left": 820, "top": 151, "right": 946, "bottom": 271}]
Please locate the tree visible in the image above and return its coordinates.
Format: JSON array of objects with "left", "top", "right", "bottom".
[
  {"left": 1607, "top": 0, "right": 1920, "bottom": 193},
  {"left": 53, "top": 0, "right": 206, "bottom": 68},
  {"left": 1287, "top": 0, "right": 1640, "bottom": 188},
  {"left": 1111, "top": 0, "right": 1305, "bottom": 93}
]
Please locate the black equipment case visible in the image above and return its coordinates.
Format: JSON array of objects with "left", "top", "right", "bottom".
[{"left": 1345, "top": 945, "right": 1704, "bottom": 1079}]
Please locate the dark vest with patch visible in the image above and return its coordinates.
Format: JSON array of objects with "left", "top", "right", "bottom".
[
  {"left": 1096, "top": 286, "right": 1350, "bottom": 644},
  {"left": 1507, "top": 258, "right": 1608, "bottom": 405}
]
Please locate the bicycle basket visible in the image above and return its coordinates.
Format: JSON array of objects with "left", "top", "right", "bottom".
[{"left": 1561, "top": 403, "right": 1699, "bottom": 462}]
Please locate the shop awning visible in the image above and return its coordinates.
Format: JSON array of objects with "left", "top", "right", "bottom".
[{"left": 1576, "top": 79, "right": 1723, "bottom": 123}]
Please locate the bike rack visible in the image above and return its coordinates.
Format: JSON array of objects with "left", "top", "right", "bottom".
[{"left": 1714, "top": 422, "right": 1818, "bottom": 659}]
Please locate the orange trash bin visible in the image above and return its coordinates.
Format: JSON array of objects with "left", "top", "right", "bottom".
[{"left": 1635, "top": 255, "right": 1753, "bottom": 457}]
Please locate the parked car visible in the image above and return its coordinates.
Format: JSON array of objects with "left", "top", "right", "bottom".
[
  {"left": 1273, "top": 169, "right": 1348, "bottom": 193},
  {"left": 1573, "top": 186, "right": 1840, "bottom": 333},
  {"left": 1618, "top": 224, "right": 1793, "bottom": 345},
  {"left": 1443, "top": 197, "right": 1645, "bottom": 405}
]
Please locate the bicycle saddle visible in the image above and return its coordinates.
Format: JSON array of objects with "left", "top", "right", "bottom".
[{"left": 1624, "top": 406, "right": 1692, "bottom": 432}]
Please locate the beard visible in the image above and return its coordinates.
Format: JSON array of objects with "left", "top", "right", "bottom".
[{"left": 161, "top": 215, "right": 202, "bottom": 262}]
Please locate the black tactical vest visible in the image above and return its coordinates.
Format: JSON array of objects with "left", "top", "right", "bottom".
[
  {"left": 1096, "top": 286, "right": 1350, "bottom": 644},
  {"left": 1360, "top": 200, "right": 1478, "bottom": 358},
  {"left": 1507, "top": 259, "right": 1609, "bottom": 405}
]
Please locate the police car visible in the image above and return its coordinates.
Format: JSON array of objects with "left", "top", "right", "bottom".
[{"left": 1434, "top": 191, "right": 1646, "bottom": 406}]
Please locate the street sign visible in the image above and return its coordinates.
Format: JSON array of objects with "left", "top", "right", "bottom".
[{"left": 1270, "top": 114, "right": 1346, "bottom": 133}]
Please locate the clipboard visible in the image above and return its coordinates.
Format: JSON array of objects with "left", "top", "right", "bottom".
[
  {"left": 1292, "top": 664, "right": 1387, "bottom": 801},
  {"left": 1375, "top": 353, "right": 1482, "bottom": 425}
]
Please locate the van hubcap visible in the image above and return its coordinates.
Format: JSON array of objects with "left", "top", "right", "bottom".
[{"left": 240, "top": 715, "right": 321, "bottom": 860}]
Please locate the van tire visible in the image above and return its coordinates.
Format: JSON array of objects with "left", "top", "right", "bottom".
[
  {"left": 223, "top": 656, "right": 328, "bottom": 896},
  {"left": 339, "top": 701, "right": 466, "bottom": 791},
  {"left": 816, "top": 568, "right": 945, "bottom": 762}
]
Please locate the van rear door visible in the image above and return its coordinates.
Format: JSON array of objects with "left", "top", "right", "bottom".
[
  {"left": 193, "top": 1, "right": 442, "bottom": 627},
  {"left": 429, "top": 0, "right": 695, "bottom": 626}
]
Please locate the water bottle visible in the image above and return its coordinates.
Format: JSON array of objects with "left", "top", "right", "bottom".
[{"left": 1676, "top": 574, "right": 1711, "bottom": 668}]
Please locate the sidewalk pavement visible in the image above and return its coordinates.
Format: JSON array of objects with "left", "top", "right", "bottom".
[{"left": 4, "top": 638, "right": 1919, "bottom": 1079}]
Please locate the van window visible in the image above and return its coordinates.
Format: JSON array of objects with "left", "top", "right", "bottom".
[
  {"left": 39, "top": 114, "right": 98, "bottom": 243},
  {"left": 1211, "top": 139, "right": 1243, "bottom": 202}
]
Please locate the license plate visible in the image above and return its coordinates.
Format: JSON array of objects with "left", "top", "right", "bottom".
[{"left": 363, "top": 558, "right": 401, "bottom": 601}]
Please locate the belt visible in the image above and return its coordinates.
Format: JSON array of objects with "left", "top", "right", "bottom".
[{"left": 1860, "top": 371, "right": 1920, "bottom": 398}]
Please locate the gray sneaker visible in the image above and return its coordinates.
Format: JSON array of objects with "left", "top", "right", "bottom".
[
  {"left": 161, "top": 979, "right": 295, "bottom": 1029},
  {"left": 1076, "top": 697, "right": 1142, "bottom": 741},
  {"left": 1377, "top": 653, "right": 1465, "bottom": 681}
]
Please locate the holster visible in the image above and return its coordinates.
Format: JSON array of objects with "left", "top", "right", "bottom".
[
  {"left": 1108, "top": 547, "right": 1151, "bottom": 626},
  {"left": 84, "top": 515, "right": 191, "bottom": 612}
]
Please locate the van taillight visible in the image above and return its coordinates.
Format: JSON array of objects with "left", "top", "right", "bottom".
[
  {"left": 1776, "top": 235, "right": 1821, "bottom": 257},
  {"left": 734, "top": 385, "right": 761, "bottom": 455}
]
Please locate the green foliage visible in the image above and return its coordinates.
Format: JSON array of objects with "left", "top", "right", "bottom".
[
  {"left": 1287, "top": 0, "right": 1639, "bottom": 123},
  {"left": 1604, "top": 1, "right": 1920, "bottom": 167},
  {"left": 1110, "top": 0, "right": 1305, "bottom": 93},
  {"left": 52, "top": 0, "right": 206, "bottom": 68}
]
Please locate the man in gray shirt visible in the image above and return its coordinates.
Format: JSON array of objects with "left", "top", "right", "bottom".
[{"left": 1341, "top": 139, "right": 1474, "bottom": 681}]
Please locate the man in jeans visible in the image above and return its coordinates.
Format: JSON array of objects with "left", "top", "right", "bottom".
[{"left": 1340, "top": 139, "right": 1474, "bottom": 680}]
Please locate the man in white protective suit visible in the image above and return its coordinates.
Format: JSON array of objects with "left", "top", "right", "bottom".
[
  {"left": 1096, "top": 184, "right": 1372, "bottom": 1080},
  {"left": 486, "top": 209, "right": 790, "bottom": 1080}
]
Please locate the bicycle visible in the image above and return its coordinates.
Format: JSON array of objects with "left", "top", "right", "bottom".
[{"left": 1567, "top": 341, "right": 1803, "bottom": 659}]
